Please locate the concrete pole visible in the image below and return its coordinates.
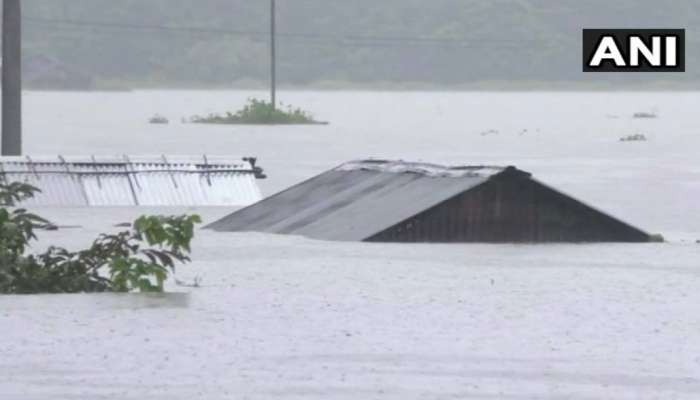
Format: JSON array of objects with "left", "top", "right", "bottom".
[
  {"left": 2, "top": 0, "right": 22, "bottom": 156},
  {"left": 270, "top": 0, "right": 276, "bottom": 110}
]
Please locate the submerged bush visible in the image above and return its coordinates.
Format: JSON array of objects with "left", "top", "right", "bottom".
[
  {"left": 0, "top": 182, "right": 201, "bottom": 295},
  {"left": 190, "top": 98, "right": 327, "bottom": 125},
  {"left": 149, "top": 114, "right": 169, "bottom": 124},
  {"left": 620, "top": 133, "right": 647, "bottom": 142},
  {"left": 632, "top": 111, "right": 658, "bottom": 119}
]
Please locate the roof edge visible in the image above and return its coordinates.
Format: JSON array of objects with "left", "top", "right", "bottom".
[
  {"left": 529, "top": 178, "right": 653, "bottom": 241},
  {"left": 337, "top": 159, "right": 512, "bottom": 179}
]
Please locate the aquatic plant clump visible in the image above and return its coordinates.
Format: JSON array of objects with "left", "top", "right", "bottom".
[
  {"left": 620, "top": 133, "right": 648, "bottom": 142},
  {"left": 190, "top": 98, "right": 328, "bottom": 125},
  {"left": 149, "top": 114, "right": 169, "bottom": 124},
  {"left": 633, "top": 111, "right": 658, "bottom": 119}
]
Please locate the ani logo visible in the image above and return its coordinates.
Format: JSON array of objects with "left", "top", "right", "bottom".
[{"left": 583, "top": 29, "right": 685, "bottom": 72}]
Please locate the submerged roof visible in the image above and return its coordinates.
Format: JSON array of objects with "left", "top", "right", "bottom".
[
  {"left": 0, "top": 155, "right": 263, "bottom": 207},
  {"left": 207, "top": 159, "right": 524, "bottom": 241}
]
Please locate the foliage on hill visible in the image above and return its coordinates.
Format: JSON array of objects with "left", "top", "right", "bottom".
[
  {"left": 21, "top": 0, "right": 700, "bottom": 88},
  {"left": 190, "top": 98, "right": 326, "bottom": 125},
  {"left": 0, "top": 182, "right": 201, "bottom": 294}
]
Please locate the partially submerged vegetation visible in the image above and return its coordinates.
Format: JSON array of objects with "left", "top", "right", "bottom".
[
  {"left": 620, "top": 133, "right": 648, "bottom": 142},
  {"left": 0, "top": 182, "right": 201, "bottom": 295},
  {"left": 633, "top": 111, "right": 658, "bottom": 119},
  {"left": 190, "top": 98, "right": 327, "bottom": 125},
  {"left": 149, "top": 114, "right": 169, "bottom": 124}
]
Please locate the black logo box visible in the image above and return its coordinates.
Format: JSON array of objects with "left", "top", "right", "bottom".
[{"left": 582, "top": 29, "right": 685, "bottom": 72}]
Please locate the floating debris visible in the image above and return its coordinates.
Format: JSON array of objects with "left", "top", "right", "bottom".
[
  {"left": 620, "top": 134, "right": 648, "bottom": 142},
  {"left": 149, "top": 114, "right": 169, "bottom": 124},
  {"left": 37, "top": 224, "right": 82, "bottom": 231},
  {"left": 480, "top": 129, "right": 499, "bottom": 136},
  {"left": 633, "top": 111, "right": 658, "bottom": 119},
  {"left": 175, "top": 276, "right": 202, "bottom": 288}
]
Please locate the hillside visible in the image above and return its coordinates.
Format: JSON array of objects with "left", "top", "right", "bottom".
[{"left": 15, "top": 0, "right": 700, "bottom": 89}]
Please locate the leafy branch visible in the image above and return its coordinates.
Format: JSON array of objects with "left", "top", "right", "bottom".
[{"left": 0, "top": 182, "right": 201, "bottom": 294}]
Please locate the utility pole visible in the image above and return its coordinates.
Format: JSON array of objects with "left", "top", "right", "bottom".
[
  {"left": 2, "top": 0, "right": 22, "bottom": 156},
  {"left": 270, "top": 0, "right": 276, "bottom": 110}
]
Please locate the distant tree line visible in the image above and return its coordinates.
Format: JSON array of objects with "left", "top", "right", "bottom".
[{"left": 16, "top": 0, "right": 700, "bottom": 89}]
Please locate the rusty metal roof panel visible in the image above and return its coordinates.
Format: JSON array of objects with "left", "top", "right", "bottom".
[
  {"left": 207, "top": 160, "right": 508, "bottom": 241},
  {"left": 0, "top": 155, "right": 263, "bottom": 207}
]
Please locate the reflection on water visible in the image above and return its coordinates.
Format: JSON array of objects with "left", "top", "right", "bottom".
[{"left": 0, "top": 292, "right": 190, "bottom": 310}]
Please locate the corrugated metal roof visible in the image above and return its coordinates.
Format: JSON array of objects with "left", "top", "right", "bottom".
[
  {"left": 0, "top": 155, "right": 263, "bottom": 207},
  {"left": 207, "top": 159, "right": 511, "bottom": 241}
]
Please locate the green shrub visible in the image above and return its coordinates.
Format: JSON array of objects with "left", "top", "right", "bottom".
[
  {"left": 190, "top": 98, "right": 327, "bottom": 125},
  {"left": 0, "top": 182, "right": 201, "bottom": 295}
]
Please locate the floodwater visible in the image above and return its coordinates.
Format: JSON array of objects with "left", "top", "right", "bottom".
[
  {"left": 22, "top": 90, "right": 700, "bottom": 238},
  {"left": 2, "top": 90, "right": 700, "bottom": 399}
]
